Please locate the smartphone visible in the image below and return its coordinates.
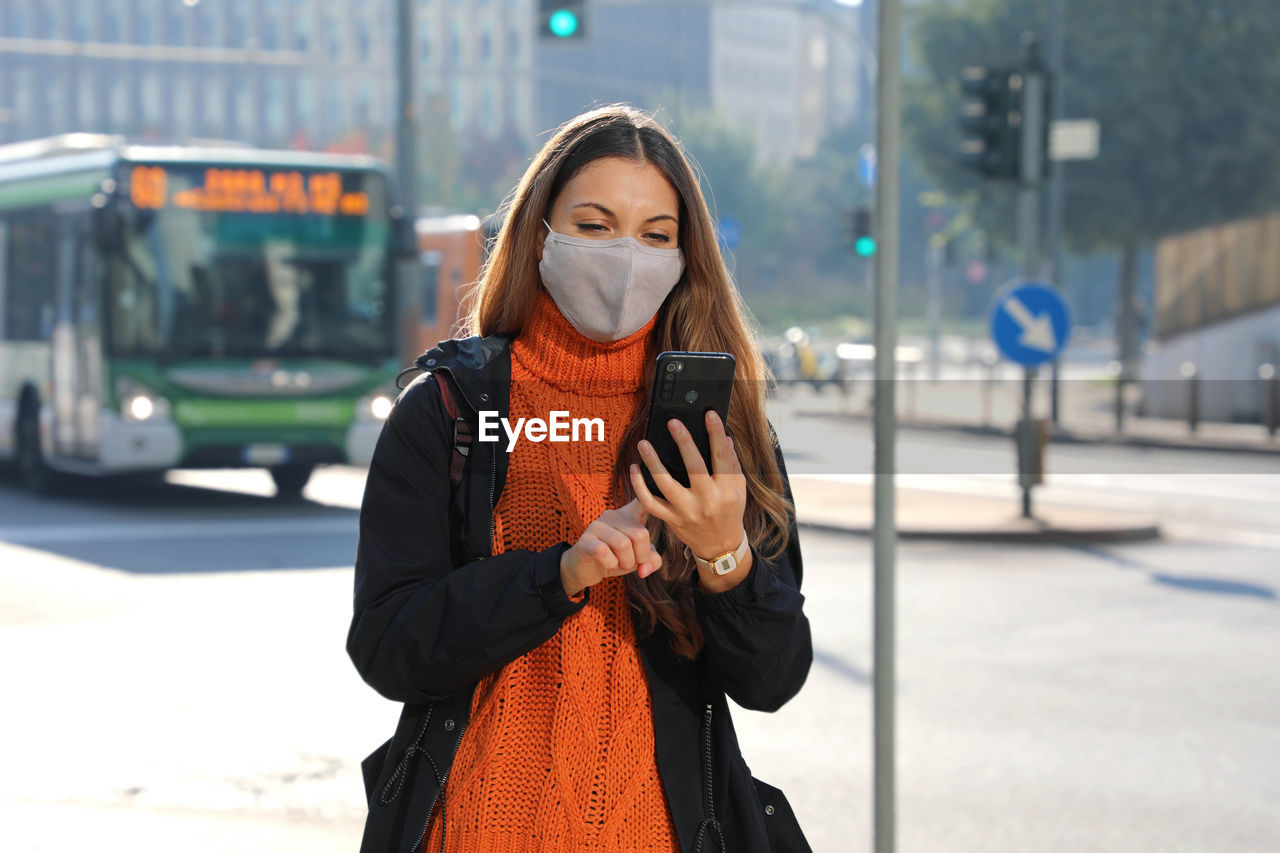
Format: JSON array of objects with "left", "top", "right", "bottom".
[{"left": 642, "top": 351, "right": 736, "bottom": 500}]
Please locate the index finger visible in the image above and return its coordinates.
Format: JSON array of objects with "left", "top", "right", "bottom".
[
  {"left": 618, "top": 497, "right": 648, "bottom": 524},
  {"left": 705, "top": 409, "right": 735, "bottom": 476}
]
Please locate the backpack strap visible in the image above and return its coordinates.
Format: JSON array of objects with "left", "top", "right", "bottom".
[{"left": 434, "top": 370, "right": 475, "bottom": 490}]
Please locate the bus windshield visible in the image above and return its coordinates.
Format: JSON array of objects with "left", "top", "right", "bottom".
[{"left": 109, "top": 164, "right": 393, "bottom": 362}]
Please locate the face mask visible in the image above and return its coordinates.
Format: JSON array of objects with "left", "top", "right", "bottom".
[{"left": 538, "top": 220, "right": 685, "bottom": 342}]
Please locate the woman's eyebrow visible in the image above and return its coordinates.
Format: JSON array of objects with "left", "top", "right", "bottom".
[{"left": 571, "top": 202, "right": 677, "bottom": 225}]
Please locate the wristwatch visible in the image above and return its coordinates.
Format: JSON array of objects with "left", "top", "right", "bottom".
[{"left": 687, "top": 530, "right": 750, "bottom": 576}]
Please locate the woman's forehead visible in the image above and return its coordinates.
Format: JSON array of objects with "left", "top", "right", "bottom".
[{"left": 557, "top": 157, "right": 679, "bottom": 217}]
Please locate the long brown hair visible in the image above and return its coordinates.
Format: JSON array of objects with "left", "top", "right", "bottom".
[{"left": 464, "top": 105, "right": 791, "bottom": 659}]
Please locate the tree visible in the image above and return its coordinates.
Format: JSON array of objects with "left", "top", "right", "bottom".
[{"left": 905, "top": 0, "right": 1280, "bottom": 356}]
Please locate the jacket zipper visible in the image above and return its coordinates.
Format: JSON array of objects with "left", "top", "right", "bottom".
[
  {"left": 408, "top": 719, "right": 468, "bottom": 853},
  {"left": 693, "top": 702, "right": 722, "bottom": 853},
  {"left": 488, "top": 442, "right": 497, "bottom": 552}
]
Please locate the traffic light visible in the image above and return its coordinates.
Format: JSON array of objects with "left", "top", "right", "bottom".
[
  {"left": 851, "top": 207, "right": 876, "bottom": 257},
  {"left": 538, "top": 0, "right": 587, "bottom": 40},
  {"left": 958, "top": 66, "right": 1018, "bottom": 180}
]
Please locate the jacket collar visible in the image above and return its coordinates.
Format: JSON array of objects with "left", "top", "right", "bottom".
[{"left": 413, "top": 334, "right": 514, "bottom": 416}]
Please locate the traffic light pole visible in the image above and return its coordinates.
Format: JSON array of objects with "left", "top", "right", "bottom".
[
  {"left": 395, "top": 0, "right": 417, "bottom": 219},
  {"left": 1015, "top": 35, "right": 1046, "bottom": 519},
  {"left": 872, "top": 0, "right": 901, "bottom": 851}
]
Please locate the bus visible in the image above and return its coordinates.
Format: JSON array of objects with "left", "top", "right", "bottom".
[
  {"left": 400, "top": 214, "right": 491, "bottom": 366},
  {"left": 0, "top": 134, "right": 408, "bottom": 496}
]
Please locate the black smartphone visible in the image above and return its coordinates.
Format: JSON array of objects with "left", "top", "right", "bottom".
[{"left": 642, "top": 351, "right": 736, "bottom": 500}]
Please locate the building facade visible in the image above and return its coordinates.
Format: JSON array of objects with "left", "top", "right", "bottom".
[
  {"left": 0, "top": 0, "right": 535, "bottom": 151},
  {"left": 533, "top": 0, "right": 865, "bottom": 168}
]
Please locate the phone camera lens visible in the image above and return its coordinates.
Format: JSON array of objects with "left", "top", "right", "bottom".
[
  {"left": 661, "top": 390, "right": 673, "bottom": 400},
  {"left": 666, "top": 362, "right": 680, "bottom": 373},
  {"left": 684, "top": 389, "right": 699, "bottom": 405}
]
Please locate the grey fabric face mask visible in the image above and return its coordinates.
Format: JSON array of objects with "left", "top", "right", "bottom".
[{"left": 538, "top": 220, "right": 686, "bottom": 342}]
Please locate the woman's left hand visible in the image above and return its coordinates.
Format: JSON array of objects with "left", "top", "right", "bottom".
[{"left": 630, "top": 409, "right": 751, "bottom": 591}]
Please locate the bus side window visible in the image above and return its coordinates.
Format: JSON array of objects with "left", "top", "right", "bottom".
[
  {"left": 419, "top": 250, "right": 442, "bottom": 324},
  {"left": 4, "top": 211, "right": 56, "bottom": 342}
]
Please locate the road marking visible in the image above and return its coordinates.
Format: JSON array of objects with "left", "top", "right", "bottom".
[{"left": 0, "top": 517, "right": 356, "bottom": 546}]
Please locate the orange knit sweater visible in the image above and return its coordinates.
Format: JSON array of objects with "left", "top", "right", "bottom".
[{"left": 421, "top": 291, "right": 680, "bottom": 853}]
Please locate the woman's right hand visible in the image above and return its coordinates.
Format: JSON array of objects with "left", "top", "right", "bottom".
[{"left": 560, "top": 498, "right": 662, "bottom": 599}]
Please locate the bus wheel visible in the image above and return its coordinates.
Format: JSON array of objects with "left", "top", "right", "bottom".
[
  {"left": 16, "top": 400, "right": 53, "bottom": 494},
  {"left": 270, "top": 464, "right": 314, "bottom": 499}
]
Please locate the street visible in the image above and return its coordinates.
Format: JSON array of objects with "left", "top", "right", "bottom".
[{"left": 2, "top": 414, "right": 1278, "bottom": 852}]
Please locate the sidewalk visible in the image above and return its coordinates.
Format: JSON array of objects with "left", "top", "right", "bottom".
[
  {"left": 789, "top": 475, "right": 1161, "bottom": 543},
  {"left": 783, "top": 374, "right": 1280, "bottom": 457}
]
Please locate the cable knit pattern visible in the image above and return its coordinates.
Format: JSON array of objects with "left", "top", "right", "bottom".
[{"left": 421, "top": 291, "right": 679, "bottom": 853}]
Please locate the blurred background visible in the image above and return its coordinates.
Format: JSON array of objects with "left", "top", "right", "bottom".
[{"left": 1, "top": 1, "right": 1278, "bottom": 851}]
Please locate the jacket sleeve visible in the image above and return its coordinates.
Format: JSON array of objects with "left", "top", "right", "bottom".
[
  {"left": 692, "top": 434, "right": 812, "bottom": 713},
  {"left": 346, "top": 374, "right": 586, "bottom": 705}
]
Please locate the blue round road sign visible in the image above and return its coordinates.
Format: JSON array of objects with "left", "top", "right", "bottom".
[{"left": 989, "top": 280, "right": 1072, "bottom": 366}]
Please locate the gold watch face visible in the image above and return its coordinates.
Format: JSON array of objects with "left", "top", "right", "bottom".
[{"left": 712, "top": 554, "right": 738, "bottom": 575}]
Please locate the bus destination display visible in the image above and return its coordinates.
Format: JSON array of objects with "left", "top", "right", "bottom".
[{"left": 128, "top": 166, "right": 372, "bottom": 216}]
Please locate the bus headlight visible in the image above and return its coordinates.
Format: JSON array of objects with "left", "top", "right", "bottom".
[
  {"left": 356, "top": 394, "right": 394, "bottom": 421},
  {"left": 129, "top": 395, "right": 155, "bottom": 421},
  {"left": 117, "top": 377, "right": 172, "bottom": 422},
  {"left": 369, "top": 395, "right": 393, "bottom": 420}
]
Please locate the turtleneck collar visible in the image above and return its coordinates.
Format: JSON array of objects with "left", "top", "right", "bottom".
[{"left": 511, "top": 289, "right": 657, "bottom": 394}]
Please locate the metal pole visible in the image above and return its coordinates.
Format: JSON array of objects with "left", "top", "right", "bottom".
[
  {"left": 926, "top": 239, "right": 943, "bottom": 382},
  {"left": 1016, "top": 34, "right": 1045, "bottom": 519},
  {"left": 1046, "top": 0, "right": 1066, "bottom": 424},
  {"left": 395, "top": 0, "right": 418, "bottom": 218},
  {"left": 872, "top": 0, "right": 900, "bottom": 851}
]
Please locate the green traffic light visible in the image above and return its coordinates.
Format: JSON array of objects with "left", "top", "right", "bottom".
[
  {"left": 855, "top": 236, "right": 877, "bottom": 257},
  {"left": 549, "top": 9, "right": 580, "bottom": 37}
]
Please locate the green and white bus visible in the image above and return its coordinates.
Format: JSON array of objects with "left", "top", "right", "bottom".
[{"left": 0, "top": 134, "right": 406, "bottom": 496}]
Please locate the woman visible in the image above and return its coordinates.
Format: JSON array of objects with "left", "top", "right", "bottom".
[{"left": 348, "top": 105, "right": 812, "bottom": 853}]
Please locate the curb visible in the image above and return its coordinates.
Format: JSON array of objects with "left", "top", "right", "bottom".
[
  {"left": 793, "top": 409, "right": 1280, "bottom": 457},
  {"left": 797, "top": 517, "right": 1162, "bottom": 545}
]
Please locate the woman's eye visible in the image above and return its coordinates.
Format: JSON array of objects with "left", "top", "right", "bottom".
[
  {"left": 576, "top": 223, "right": 608, "bottom": 233},
  {"left": 645, "top": 233, "right": 672, "bottom": 244}
]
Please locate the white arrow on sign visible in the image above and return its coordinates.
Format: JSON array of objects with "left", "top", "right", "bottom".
[{"left": 1003, "top": 296, "right": 1058, "bottom": 352}]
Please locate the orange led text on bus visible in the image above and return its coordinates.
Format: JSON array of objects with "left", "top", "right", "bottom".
[{"left": 128, "top": 166, "right": 370, "bottom": 216}]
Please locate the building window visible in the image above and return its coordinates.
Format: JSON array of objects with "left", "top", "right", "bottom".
[
  {"left": 79, "top": 72, "right": 97, "bottom": 128},
  {"left": 165, "top": 7, "right": 185, "bottom": 45},
  {"left": 229, "top": 0, "right": 248, "bottom": 48},
  {"left": 357, "top": 81, "right": 372, "bottom": 123},
  {"left": 297, "top": 77, "right": 313, "bottom": 130},
  {"left": 480, "top": 29, "right": 491, "bottom": 64},
  {"left": 235, "top": 81, "right": 255, "bottom": 138},
  {"left": 328, "top": 18, "right": 341, "bottom": 61},
  {"left": 329, "top": 81, "right": 344, "bottom": 133},
  {"left": 136, "top": 15, "right": 153, "bottom": 45},
  {"left": 358, "top": 20, "right": 371, "bottom": 62},
  {"left": 108, "top": 77, "right": 128, "bottom": 131},
  {"left": 36, "top": 5, "right": 59, "bottom": 39},
  {"left": 263, "top": 18, "right": 279, "bottom": 50},
  {"left": 295, "top": 16, "right": 311, "bottom": 52},
  {"left": 174, "top": 76, "right": 194, "bottom": 136},
  {"left": 6, "top": 5, "right": 29, "bottom": 39},
  {"left": 204, "top": 78, "right": 224, "bottom": 133},
  {"left": 142, "top": 73, "right": 162, "bottom": 127}
]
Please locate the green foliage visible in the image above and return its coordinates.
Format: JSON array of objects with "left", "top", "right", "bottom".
[{"left": 906, "top": 0, "right": 1280, "bottom": 252}]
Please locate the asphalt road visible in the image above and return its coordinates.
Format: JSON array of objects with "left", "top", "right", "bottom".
[{"left": 1, "top": 419, "right": 1278, "bottom": 851}]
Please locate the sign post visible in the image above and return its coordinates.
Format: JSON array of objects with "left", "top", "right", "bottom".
[{"left": 990, "top": 280, "right": 1073, "bottom": 517}]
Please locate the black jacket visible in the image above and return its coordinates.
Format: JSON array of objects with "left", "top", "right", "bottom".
[{"left": 347, "top": 334, "right": 814, "bottom": 853}]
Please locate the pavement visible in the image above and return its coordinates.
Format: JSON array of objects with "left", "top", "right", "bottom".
[{"left": 789, "top": 475, "right": 1161, "bottom": 544}]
